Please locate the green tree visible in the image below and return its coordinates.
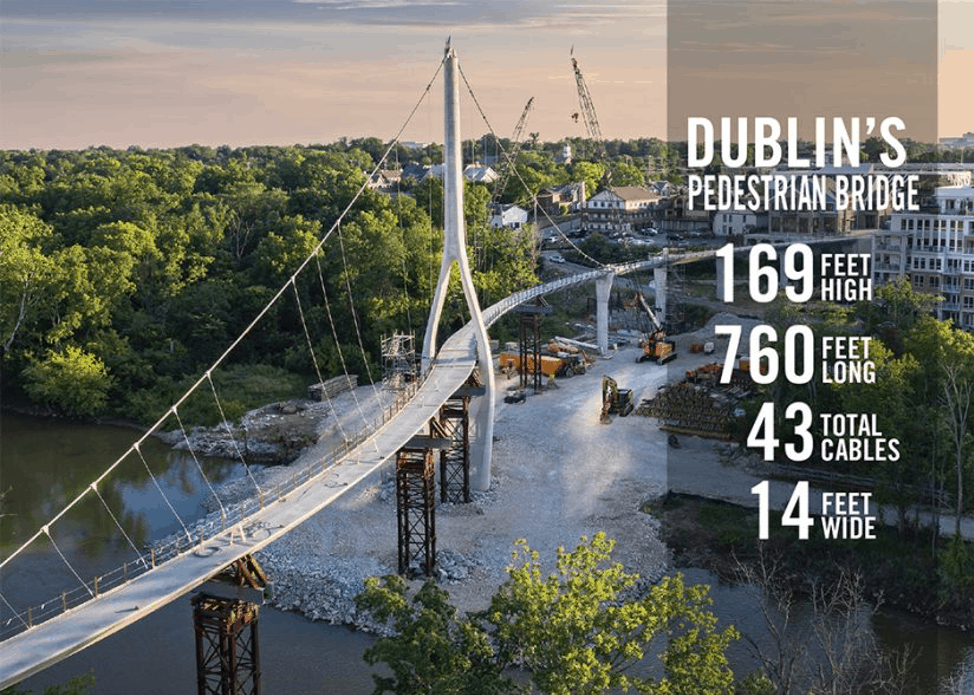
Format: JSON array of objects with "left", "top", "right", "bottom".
[
  {"left": 903, "top": 317, "right": 974, "bottom": 537},
  {"left": 0, "top": 205, "right": 56, "bottom": 353},
  {"left": 1, "top": 672, "right": 94, "bottom": 695},
  {"left": 856, "top": 277, "right": 939, "bottom": 355},
  {"left": 24, "top": 346, "right": 113, "bottom": 416},
  {"left": 486, "top": 534, "right": 737, "bottom": 695},
  {"left": 609, "top": 159, "right": 645, "bottom": 187},
  {"left": 569, "top": 161, "right": 606, "bottom": 198},
  {"left": 357, "top": 576, "right": 511, "bottom": 695},
  {"left": 357, "top": 535, "right": 738, "bottom": 695},
  {"left": 835, "top": 340, "right": 923, "bottom": 533}
]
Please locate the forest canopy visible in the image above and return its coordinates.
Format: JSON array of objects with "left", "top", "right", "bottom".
[{"left": 0, "top": 143, "right": 540, "bottom": 421}]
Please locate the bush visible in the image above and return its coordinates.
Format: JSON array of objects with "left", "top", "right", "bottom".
[{"left": 24, "top": 346, "right": 112, "bottom": 416}]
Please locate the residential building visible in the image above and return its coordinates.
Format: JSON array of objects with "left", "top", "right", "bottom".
[
  {"left": 940, "top": 133, "right": 974, "bottom": 149},
  {"left": 490, "top": 203, "right": 529, "bottom": 229},
  {"left": 463, "top": 163, "right": 499, "bottom": 184},
  {"left": 872, "top": 184, "right": 974, "bottom": 329},
  {"left": 537, "top": 182, "right": 587, "bottom": 215},
  {"left": 583, "top": 186, "right": 662, "bottom": 235},
  {"left": 713, "top": 211, "right": 768, "bottom": 236},
  {"left": 367, "top": 169, "right": 402, "bottom": 192}
]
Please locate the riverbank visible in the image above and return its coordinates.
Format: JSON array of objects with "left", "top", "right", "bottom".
[
  {"left": 245, "top": 332, "right": 736, "bottom": 632},
  {"left": 170, "top": 313, "right": 974, "bottom": 638},
  {"left": 652, "top": 492, "right": 974, "bottom": 631}
]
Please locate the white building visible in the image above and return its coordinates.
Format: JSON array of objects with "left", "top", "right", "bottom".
[
  {"left": 713, "top": 211, "right": 768, "bottom": 236},
  {"left": 463, "top": 164, "right": 499, "bottom": 184},
  {"left": 940, "top": 133, "right": 974, "bottom": 149},
  {"left": 872, "top": 185, "right": 974, "bottom": 329},
  {"left": 584, "top": 186, "right": 661, "bottom": 235},
  {"left": 490, "top": 204, "right": 529, "bottom": 229}
]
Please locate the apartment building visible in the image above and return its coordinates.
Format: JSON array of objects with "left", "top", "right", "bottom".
[
  {"left": 584, "top": 186, "right": 662, "bottom": 236},
  {"left": 872, "top": 185, "right": 974, "bottom": 329}
]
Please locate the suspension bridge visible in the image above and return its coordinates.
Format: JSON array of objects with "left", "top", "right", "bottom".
[
  {"left": 0, "top": 40, "right": 712, "bottom": 690},
  {"left": 0, "top": 40, "right": 861, "bottom": 690}
]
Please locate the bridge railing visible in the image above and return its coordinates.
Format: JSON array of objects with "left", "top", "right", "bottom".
[
  {"left": 1, "top": 258, "right": 707, "bottom": 643},
  {"left": 0, "top": 374, "right": 430, "bottom": 644}
]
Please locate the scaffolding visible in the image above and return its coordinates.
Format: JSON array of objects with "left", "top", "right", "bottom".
[
  {"left": 382, "top": 333, "right": 417, "bottom": 390},
  {"left": 516, "top": 306, "right": 550, "bottom": 392}
]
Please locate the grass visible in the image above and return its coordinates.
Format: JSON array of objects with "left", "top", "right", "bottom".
[{"left": 128, "top": 363, "right": 309, "bottom": 428}]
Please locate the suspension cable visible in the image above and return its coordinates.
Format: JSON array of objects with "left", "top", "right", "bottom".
[
  {"left": 0, "top": 52, "right": 446, "bottom": 575},
  {"left": 133, "top": 443, "right": 192, "bottom": 544},
  {"left": 456, "top": 60, "right": 606, "bottom": 269},
  {"left": 206, "top": 372, "right": 262, "bottom": 496},
  {"left": 44, "top": 528, "right": 93, "bottom": 598},
  {"left": 0, "top": 592, "right": 29, "bottom": 629},
  {"left": 173, "top": 406, "right": 227, "bottom": 524},
  {"left": 335, "top": 221, "right": 382, "bottom": 406},
  {"left": 291, "top": 278, "right": 350, "bottom": 442},
  {"left": 90, "top": 483, "right": 149, "bottom": 569},
  {"left": 313, "top": 252, "right": 374, "bottom": 439}
]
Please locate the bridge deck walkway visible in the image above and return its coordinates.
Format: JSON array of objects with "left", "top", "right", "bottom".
[{"left": 0, "top": 255, "right": 701, "bottom": 687}]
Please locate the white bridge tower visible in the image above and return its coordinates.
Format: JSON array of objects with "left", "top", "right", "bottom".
[{"left": 422, "top": 39, "right": 496, "bottom": 491}]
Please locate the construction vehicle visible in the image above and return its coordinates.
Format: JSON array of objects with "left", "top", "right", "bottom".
[
  {"left": 600, "top": 375, "right": 634, "bottom": 423},
  {"left": 498, "top": 351, "right": 587, "bottom": 379},
  {"left": 632, "top": 292, "right": 678, "bottom": 365},
  {"left": 545, "top": 339, "right": 594, "bottom": 374}
]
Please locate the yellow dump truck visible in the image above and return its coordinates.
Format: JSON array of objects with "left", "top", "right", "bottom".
[{"left": 498, "top": 352, "right": 586, "bottom": 378}]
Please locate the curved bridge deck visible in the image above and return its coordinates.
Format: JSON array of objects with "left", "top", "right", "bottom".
[{"left": 0, "top": 256, "right": 702, "bottom": 687}]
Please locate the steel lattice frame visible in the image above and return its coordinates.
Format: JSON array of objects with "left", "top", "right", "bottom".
[
  {"left": 437, "top": 397, "right": 470, "bottom": 504},
  {"left": 396, "top": 447, "right": 437, "bottom": 577},
  {"left": 192, "top": 595, "right": 261, "bottom": 695},
  {"left": 518, "top": 312, "right": 542, "bottom": 392}
]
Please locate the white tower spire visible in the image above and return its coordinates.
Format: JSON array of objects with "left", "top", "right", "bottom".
[{"left": 422, "top": 39, "right": 495, "bottom": 490}]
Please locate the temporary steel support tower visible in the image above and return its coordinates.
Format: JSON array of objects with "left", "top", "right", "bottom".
[
  {"left": 192, "top": 555, "right": 268, "bottom": 695},
  {"left": 517, "top": 310, "right": 543, "bottom": 392},
  {"left": 437, "top": 396, "right": 471, "bottom": 504},
  {"left": 395, "top": 447, "right": 437, "bottom": 577},
  {"left": 422, "top": 39, "right": 495, "bottom": 492}
]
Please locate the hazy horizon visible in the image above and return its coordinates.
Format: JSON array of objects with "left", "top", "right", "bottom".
[{"left": 1, "top": 0, "right": 971, "bottom": 151}]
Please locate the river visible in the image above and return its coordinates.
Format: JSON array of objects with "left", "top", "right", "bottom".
[{"left": 2, "top": 412, "right": 972, "bottom": 693}]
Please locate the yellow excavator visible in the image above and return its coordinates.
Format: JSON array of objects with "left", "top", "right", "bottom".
[
  {"left": 633, "top": 292, "right": 678, "bottom": 365},
  {"left": 600, "top": 375, "right": 634, "bottom": 424}
]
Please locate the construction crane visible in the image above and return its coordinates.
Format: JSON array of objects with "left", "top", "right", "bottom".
[
  {"left": 493, "top": 97, "right": 534, "bottom": 200},
  {"left": 570, "top": 47, "right": 610, "bottom": 183},
  {"left": 632, "top": 292, "right": 678, "bottom": 365},
  {"left": 570, "top": 48, "right": 603, "bottom": 142}
]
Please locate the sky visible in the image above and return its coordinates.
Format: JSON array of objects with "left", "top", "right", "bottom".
[{"left": 0, "top": 0, "right": 971, "bottom": 150}]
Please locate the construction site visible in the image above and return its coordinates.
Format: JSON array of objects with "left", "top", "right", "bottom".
[{"left": 251, "top": 290, "right": 764, "bottom": 627}]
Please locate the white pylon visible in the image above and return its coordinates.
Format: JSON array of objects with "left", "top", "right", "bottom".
[{"left": 421, "top": 39, "right": 495, "bottom": 491}]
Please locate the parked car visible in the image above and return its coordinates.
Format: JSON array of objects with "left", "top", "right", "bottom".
[{"left": 550, "top": 254, "right": 566, "bottom": 264}]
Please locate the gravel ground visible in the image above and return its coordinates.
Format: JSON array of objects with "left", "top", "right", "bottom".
[{"left": 244, "top": 315, "right": 761, "bottom": 630}]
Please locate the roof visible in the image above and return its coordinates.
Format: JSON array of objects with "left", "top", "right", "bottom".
[
  {"left": 612, "top": 186, "right": 660, "bottom": 201},
  {"left": 594, "top": 186, "right": 660, "bottom": 202},
  {"left": 547, "top": 182, "right": 585, "bottom": 196}
]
